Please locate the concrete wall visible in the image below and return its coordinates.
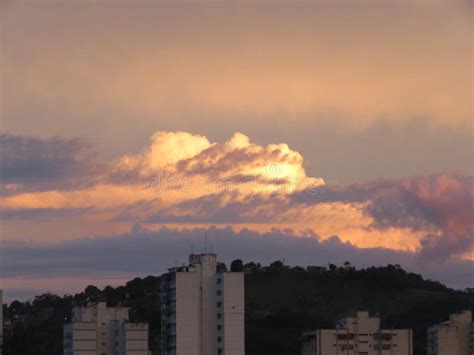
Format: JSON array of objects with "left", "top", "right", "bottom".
[
  {"left": 428, "top": 310, "right": 473, "bottom": 355},
  {"left": 452, "top": 311, "right": 472, "bottom": 355},
  {"left": 302, "top": 313, "right": 413, "bottom": 355},
  {"left": 122, "top": 322, "right": 150, "bottom": 355},
  {"left": 318, "top": 330, "right": 335, "bottom": 355},
  {"left": 222, "top": 273, "right": 245, "bottom": 355},
  {"left": 97, "top": 303, "right": 129, "bottom": 355},
  {"left": 64, "top": 303, "right": 150, "bottom": 355},
  {"left": 176, "top": 272, "right": 201, "bottom": 355},
  {"left": 63, "top": 322, "right": 97, "bottom": 355}
]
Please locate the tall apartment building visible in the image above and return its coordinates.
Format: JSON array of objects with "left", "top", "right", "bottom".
[
  {"left": 302, "top": 311, "right": 413, "bottom": 355},
  {"left": 63, "top": 302, "right": 150, "bottom": 355},
  {"left": 427, "top": 310, "right": 474, "bottom": 355},
  {"left": 161, "top": 253, "right": 245, "bottom": 355}
]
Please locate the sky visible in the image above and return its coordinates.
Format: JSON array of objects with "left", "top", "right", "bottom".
[{"left": 0, "top": 0, "right": 473, "bottom": 302}]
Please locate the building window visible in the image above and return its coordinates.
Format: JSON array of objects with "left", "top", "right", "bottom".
[
  {"left": 217, "top": 290, "right": 222, "bottom": 296},
  {"left": 217, "top": 301, "right": 222, "bottom": 308},
  {"left": 217, "top": 278, "right": 222, "bottom": 284},
  {"left": 217, "top": 336, "right": 222, "bottom": 343},
  {"left": 217, "top": 313, "right": 222, "bottom": 319},
  {"left": 217, "top": 325, "right": 222, "bottom": 331}
]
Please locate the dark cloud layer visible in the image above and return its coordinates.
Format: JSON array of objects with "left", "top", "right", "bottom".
[
  {"left": 0, "top": 134, "right": 105, "bottom": 194},
  {"left": 125, "top": 193, "right": 291, "bottom": 224},
  {"left": 1, "top": 226, "right": 473, "bottom": 290},
  {"left": 0, "top": 207, "right": 94, "bottom": 220}
]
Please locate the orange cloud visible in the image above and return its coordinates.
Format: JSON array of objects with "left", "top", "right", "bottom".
[{"left": 3, "top": 131, "right": 469, "bottom": 259}]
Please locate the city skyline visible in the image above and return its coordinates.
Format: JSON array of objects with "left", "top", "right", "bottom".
[{"left": 1, "top": 254, "right": 473, "bottom": 354}]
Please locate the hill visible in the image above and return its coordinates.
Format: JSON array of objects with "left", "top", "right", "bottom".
[{"left": 3, "top": 262, "right": 473, "bottom": 355}]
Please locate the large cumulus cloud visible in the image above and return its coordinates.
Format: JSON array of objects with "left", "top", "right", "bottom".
[
  {"left": 1, "top": 131, "right": 472, "bottom": 263},
  {"left": 111, "top": 131, "right": 323, "bottom": 191},
  {"left": 0, "top": 130, "right": 321, "bottom": 218}
]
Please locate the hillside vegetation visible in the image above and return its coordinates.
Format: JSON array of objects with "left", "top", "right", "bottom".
[{"left": 3, "top": 261, "right": 473, "bottom": 355}]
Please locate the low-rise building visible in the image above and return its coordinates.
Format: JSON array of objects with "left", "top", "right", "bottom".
[
  {"left": 63, "top": 302, "right": 150, "bottom": 355},
  {"left": 302, "top": 311, "right": 413, "bottom": 355},
  {"left": 427, "top": 310, "right": 473, "bottom": 355}
]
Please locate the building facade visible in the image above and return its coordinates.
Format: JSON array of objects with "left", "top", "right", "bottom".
[
  {"left": 302, "top": 311, "right": 413, "bottom": 355},
  {"left": 63, "top": 302, "right": 150, "bottom": 355},
  {"left": 427, "top": 310, "right": 473, "bottom": 355},
  {"left": 161, "top": 253, "right": 245, "bottom": 355}
]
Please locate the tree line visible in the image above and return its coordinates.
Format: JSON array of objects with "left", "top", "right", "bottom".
[{"left": 3, "top": 261, "right": 473, "bottom": 355}]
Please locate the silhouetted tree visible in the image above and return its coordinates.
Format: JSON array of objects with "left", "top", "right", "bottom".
[
  {"left": 230, "top": 259, "right": 243, "bottom": 272},
  {"left": 84, "top": 285, "right": 101, "bottom": 300},
  {"left": 270, "top": 260, "right": 284, "bottom": 270},
  {"left": 217, "top": 262, "right": 227, "bottom": 272}
]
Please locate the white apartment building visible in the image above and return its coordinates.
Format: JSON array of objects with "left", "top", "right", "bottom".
[
  {"left": 302, "top": 311, "right": 413, "bottom": 355},
  {"left": 63, "top": 302, "right": 150, "bottom": 355},
  {"left": 427, "top": 310, "right": 474, "bottom": 355},
  {"left": 161, "top": 253, "right": 245, "bottom": 355}
]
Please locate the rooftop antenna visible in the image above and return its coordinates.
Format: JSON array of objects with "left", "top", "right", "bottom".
[
  {"left": 212, "top": 229, "right": 216, "bottom": 254},
  {"left": 191, "top": 241, "right": 194, "bottom": 255},
  {"left": 205, "top": 230, "right": 208, "bottom": 254}
]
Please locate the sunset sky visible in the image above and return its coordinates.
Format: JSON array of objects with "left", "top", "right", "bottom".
[{"left": 1, "top": 0, "right": 473, "bottom": 301}]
